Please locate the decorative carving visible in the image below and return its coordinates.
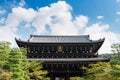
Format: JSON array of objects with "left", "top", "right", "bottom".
[{"left": 57, "top": 45, "right": 63, "bottom": 52}]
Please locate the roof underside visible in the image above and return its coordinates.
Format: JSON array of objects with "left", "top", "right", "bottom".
[
  {"left": 28, "top": 35, "right": 92, "bottom": 43},
  {"left": 28, "top": 58, "right": 110, "bottom": 62}
]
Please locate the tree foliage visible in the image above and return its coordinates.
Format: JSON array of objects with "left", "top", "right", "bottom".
[
  {"left": 0, "top": 41, "right": 11, "bottom": 67},
  {"left": 80, "top": 43, "right": 120, "bottom": 80},
  {"left": 82, "top": 62, "right": 112, "bottom": 80},
  {"left": 0, "top": 41, "right": 48, "bottom": 80},
  {"left": 0, "top": 68, "right": 13, "bottom": 80},
  {"left": 0, "top": 41, "right": 13, "bottom": 80},
  {"left": 28, "top": 61, "right": 48, "bottom": 80},
  {"left": 7, "top": 48, "right": 30, "bottom": 80},
  {"left": 110, "top": 43, "right": 120, "bottom": 80}
]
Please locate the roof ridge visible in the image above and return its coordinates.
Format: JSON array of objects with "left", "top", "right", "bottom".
[{"left": 30, "top": 34, "right": 90, "bottom": 37}]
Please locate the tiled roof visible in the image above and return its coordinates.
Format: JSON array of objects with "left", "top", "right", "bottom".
[{"left": 28, "top": 35, "right": 92, "bottom": 43}]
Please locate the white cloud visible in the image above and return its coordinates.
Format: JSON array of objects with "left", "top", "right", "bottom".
[
  {"left": 0, "top": 26, "right": 18, "bottom": 47},
  {"left": 32, "top": 1, "right": 88, "bottom": 35},
  {"left": 0, "top": 1, "right": 88, "bottom": 46},
  {"left": 0, "top": 18, "right": 5, "bottom": 24},
  {"left": 5, "top": 7, "right": 37, "bottom": 32},
  {"left": 11, "top": 7, "right": 36, "bottom": 23},
  {"left": 84, "top": 23, "right": 120, "bottom": 54},
  {"left": 116, "top": 11, "right": 120, "bottom": 15},
  {"left": 97, "top": 16, "right": 104, "bottom": 19},
  {"left": 0, "top": 7, "right": 37, "bottom": 46},
  {"left": 74, "top": 15, "right": 88, "bottom": 30},
  {"left": 18, "top": 0, "right": 26, "bottom": 7},
  {"left": 116, "top": 0, "right": 120, "bottom": 3}
]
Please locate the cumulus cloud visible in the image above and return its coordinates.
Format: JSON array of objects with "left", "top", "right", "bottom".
[
  {"left": 19, "top": 0, "right": 26, "bottom": 7},
  {"left": 84, "top": 23, "right": 120, "bottom": 53},
  {"left": 0, "top": 26, "right": 17, "bottom": 47},
  {"left": 97, "top": 16, "right": 104, "bottom": 19},
  {"left": 32, "top": 1, "right": 88, "bottom": 35},
  {"left": 0, "top": 18, "right": 5, "bottom": 24},
  {"left": 0, "top": 1, "right": 88, "bottom": 46},
  {"left": 0, "top": 3, "right": 36, "bottom": 47},
  {"left": 116, "top": 0, "right": 120, "bottom": 3},
  {"left": 74, "top": 15, "right": 88, "bottom": 30},
  {"left": 5, "top": 7, "right": 37, "bottom": 32},
  {"left": 116, "top": 11, "right": 120, "bottom": 15}
]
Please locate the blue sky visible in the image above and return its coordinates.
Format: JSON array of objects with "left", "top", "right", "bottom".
[{"left": 0, "top": 0, "right": 120, "bottom": 53}]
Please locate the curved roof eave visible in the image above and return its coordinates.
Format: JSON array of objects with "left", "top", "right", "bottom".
[
  {"left": 15, "top": 37, "right": 105, "bottom": 44},
  {"left": 92, "top": 38, "right": 105, "bottom": 43}
]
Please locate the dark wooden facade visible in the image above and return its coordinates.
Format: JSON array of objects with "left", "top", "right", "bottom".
[{"left": 15, "top": 35, "right": 109, "bottom": 80}]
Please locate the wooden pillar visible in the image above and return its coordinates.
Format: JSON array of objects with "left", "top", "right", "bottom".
[
  {"left": 66, "top": 73, "right": 70, "bottom": 80},
  {"left": 50, "top": 70, "right": 54, "bottom": 80},
  {"left": 65, "top": 70, "right": 70, "bottom": 80},
  {"left": 50, "top": 64, "right": 55, "bottom": 80}
]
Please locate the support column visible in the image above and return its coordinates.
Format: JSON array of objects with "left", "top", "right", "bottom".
[
  {"left": 50, "top": 70, "right": 55, "bottom": 80},
  {"left": 50, "top": 72, "right": 54, "bottom": 80},
  {"left": 65, "top": 70, "right": 70, "bottom": 80},
  {"left": 65, "top": 73, "right": 70, "bottom": 80}
]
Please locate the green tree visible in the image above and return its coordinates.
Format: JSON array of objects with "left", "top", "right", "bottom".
[
  {"left": 0, "top": 41, "right": 47, "bottom": 80},
  {"left": 28, "top": 61, "right": 48, "bottom": 80},
  {"left": 0, "top": 68, "right": 13, "bottom": 80},
  {"left": 20, "top": 48, "right": 30, "bottom": 80},
  {"left": 0, "top": 41, "right": 11, "bottom": 68},
  {"left": 7, "top": 48, "right": 30, "bottom": 80},
  {"left": 110, "top": 43, "right": 120, "bottom": 80},
  {"left": 0, "top": 41, "right": 13, "bottom": 80},
  {"left": 82, "top": 62, "right": 112, "bottom": 80}
]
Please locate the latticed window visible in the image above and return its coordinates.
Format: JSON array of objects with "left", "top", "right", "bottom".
[
  {"left": 71, "top": 46, "right": 73, "bottom": 51},
  {"left": 56, "top": 51, "right": 58, "bottom": 53},
  {"left": 56, "top": 64, "right": 58, "bottom": 68},
  {"left": 35, "top": 51, "right": 37, "bottom": 53},
  {"left": 66, "top": 46, "right": 68, "bottom": 51},
  {"left": 27, "top": 47, "right": 30, "bottom": 53},
  {"left": 80, "top": 46, "right": 82, "bottom": 51},
  {"left": 47, "top": 46, "right": 50, "bottom": 53},
  {"left": 76, "top": 46, "right": 78, "bottom": 51},
  {"left": 67, "top": 56, "right": 68, "bottom": 58},
  {"left": 76, "top": 50, "right": 78, "bottom": 53},
  {"left": 85, "top": 46, "right": 87, "bottom": 50},
  {"left": 72, "top": 64, "right": 74, "bottom": 67},
  {"left": 42, "top": 46, "right": 44, "bottom": 51},
  {"left": 77, "top": 64, "right": 79, "bottom": 67}
]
